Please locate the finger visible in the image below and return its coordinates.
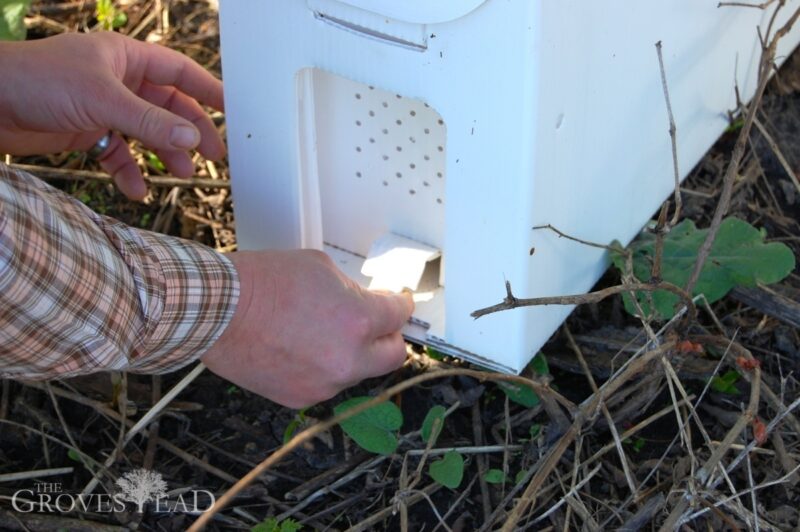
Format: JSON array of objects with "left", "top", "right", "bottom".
[
  {"left": 98, "top": 133, "right": 147, "bottom": 200},
  {"left": 130, "top": 39, "right": 224, "bottom": 111},
  {"left": 365, "top": 331, "right": 408, "bottom": 378},
  {"left": 153, "top": 148, "right": 194, "bottom": 178},
  {"left": 137, "top": 82, "right": 226, "bottom": 160},
  {"left": 365, "top": 290, "right": 414, "bottom": 337},
  {"left": 108, "top": 83, "right": 201, "bottom": 153}
]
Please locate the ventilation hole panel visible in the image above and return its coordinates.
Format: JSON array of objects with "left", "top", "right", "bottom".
[{"left": 304, "top": 68, "right": 447, "bottom": 255}]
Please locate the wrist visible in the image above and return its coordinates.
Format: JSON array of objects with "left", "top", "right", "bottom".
[
  {"left": 0, "top": 41, "right": 23, "bottom": 152},
  {"left": 0, "top": 41, "right": 19, "bottom": 112},
  {"left": 201, "top": 251, "right": 257, "bottom": 365}
]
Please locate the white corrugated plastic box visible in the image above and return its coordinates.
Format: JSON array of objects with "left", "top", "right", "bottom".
[{"left": 219, "top": 1, "right": 800, "bottom": 373}]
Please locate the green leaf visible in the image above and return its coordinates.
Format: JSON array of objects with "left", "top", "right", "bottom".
[
  {"left": 283, "top": 419, "right": 301, "bottom": 445},
  {"left": 251, "top": 517, "right": 302, "bottom": 532},
  {"left": 528, "top": 353, "right": 549, "bottom": 376},
  {"left": 146, "top": 151, "right": 166, "bottom": 172},
  {"left": 421, "top": 405, "right": 447, "bottom": 444},
  {"left": 710, "top": 370, "right": 741, "bottom": 395},
  {"left": 497, "top": 381, "right": 540, "bottom": 408},
  {"left": 428, "top": 450, "right": 464, "bottom": 488},
  {"left": 515, "top": 469, "right": 528, "bottom": 485},
  {"left": 484, "top": 468, "right": 506, "bottom": 484},
  {"left": 725, "top": 118, "right": 744, "bottom": 133},
  {"left": 67, "top": 448, "right": 81, "bottom": 462},
  {"left": 0, "top": 0, "right": 30, "bottom": 41},
  {"left": 334, "top": 397, "right": 402, "bottom": 455},
  {"left": 112, "top": 10, "right": 127, "bottom": 29},
  {"left": 611, "top": 217, "right": 795, "bottom": 319},
  {"left": 529, "top": 424, "right": 542, "bottom": 439},
  {"left": 426, "top": 347, "right": 445, "bottom": 361}
]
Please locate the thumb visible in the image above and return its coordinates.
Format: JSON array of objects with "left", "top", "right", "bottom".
[
  {"left": 106, "top": 85, "right": 200, "bottom": 152},
  {"left": 366, "top": 290, "right": 415, "bottom": 336}
]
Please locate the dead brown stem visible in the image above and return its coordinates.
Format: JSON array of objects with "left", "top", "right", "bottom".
[
  {"left": 657, "top": 337, "right": 762, "bottom": 530},
  {"left": 9, "top": 163, "right": 230, "bottom": 189},
  {"left": 471, "top": 280, "right": 696, "bottom": 323},
  {"left": 655, "top": 41, "right": 683, "bottom": 226},
  {"left": 499, "top": 341, "right": 675, "bottom": 531},
  {"left": 684, "top": 3, "right": 800, "bottom": 295}
]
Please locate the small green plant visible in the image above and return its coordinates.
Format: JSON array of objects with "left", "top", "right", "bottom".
[
  {"left": 428, "top": 450, "right": 464, "bottom": 489},
  {"left": 251, "top": 517, "right": 302, "bottom": 532},
  {"left": 426, "top": 347, "right": 446, "bottom": 361},
  {"left": 611, "top": 217, "right": 795, "bottom": 319},
  {"left": 484, "top": 468, "right": 506, "bottom": 484},
  {"left": 145, "top": 151, "right": 166, "bottom": 172},
  {"left": 710, "top": 370, "right": 741, "bottom": 395},
  {"left": 138, "top": 212, "right": 152, "bottom": 228},
  {"left": 95, "top": 0, "right": 127, "bottom": 31},
  {"left": 497, "top": 353, "right": 549, "bottom": 408},
  {"left": 283, "top": 407, "right": 309, "bottom": 444},
  {"left": 625, "top": 437, "right": 646, "bottom": 453},
  {"left": 0, "top": 0, "right": 30, "bottom": 41},
  {"left": 420, "top": 405, "right": 447, "bottom": 443},
  {"left": 333, "top": 401, "right": 469, "bottom": 488},
  {"left": 334, "top": 397, "right": 402, "bottom": 455}
]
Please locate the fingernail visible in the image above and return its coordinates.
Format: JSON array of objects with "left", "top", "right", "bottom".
[{"left": 169, "top": 125, "right": 199, "bottom": 149}]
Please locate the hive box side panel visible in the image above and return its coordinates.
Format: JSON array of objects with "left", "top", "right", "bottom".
[{"left": 515, "top": 2, "right": 800, "bottom": 371}]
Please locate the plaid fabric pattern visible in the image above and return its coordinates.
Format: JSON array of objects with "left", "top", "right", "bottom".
[{"left": 0, "top": 163, "right": 239, "bottom": 379}]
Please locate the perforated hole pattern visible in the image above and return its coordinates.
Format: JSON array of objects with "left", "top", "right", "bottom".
[
  {"left": 349, "top": 86, "right": 446, "bottom": 204},
  {"left": 309, "top": 68, "right": 447, "bottom": 255}
]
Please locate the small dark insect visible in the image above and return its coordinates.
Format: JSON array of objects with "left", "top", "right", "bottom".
[{"left": 529, "top": 247, "right": 535, "bottom": 256}]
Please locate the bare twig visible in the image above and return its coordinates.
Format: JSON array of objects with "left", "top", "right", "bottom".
[
  {"left": 718, "top": 1, "right": 778, "bottom": 10},
  {"left": 82, "top": 362, "right": 206, "bottom": 495},
  {"left": 533, "top": 224, "right": 625, "bottom": 253},
  {"left": 684, "top": 3, "right": 800, "bottom": 295},
  {"left": 752, "top": 114, "right": 800, "bottom": 194},
  {"left": 0, "top": 467, "right": 74, "bottom": 483},
  {"left": 472, "top": 280, "right": 696, "bottom": 323},
  {"left": 658, "top": 339, "right": 761, "bottom": 531},
  {"left": 500, "top": 341, "right": 675, "bottom": 532},
  {"left": 529, "top": 464, "right": 602, "bottom": 526},
  {"left": 564, "top": 326, "right": 638, "bottom": 496},
  {"left": 472, "top": 402, "right": 492, "bottom": 524},
  {"left": 655, "top": 41, "right": 683, "bottom": 226},
  {"left": 9, "top": 163, "right": 230, "bottom": 189},
  {"left": 346, "top": 483, "right": 442, "bottom": 532}
]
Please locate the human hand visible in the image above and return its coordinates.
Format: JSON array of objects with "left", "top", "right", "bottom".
[
  {"left": 201, "top": 250, "right": 415, "bottom": 409},
  {"left": 0, "top": 32, "right": 225, "bottom": 200}
]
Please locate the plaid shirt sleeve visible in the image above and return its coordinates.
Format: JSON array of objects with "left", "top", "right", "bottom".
[{"left": 0, "top": 163, "right": 239, "bottom": 379}]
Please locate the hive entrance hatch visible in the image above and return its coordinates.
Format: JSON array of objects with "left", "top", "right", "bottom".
[{"left": 297, "top": 68, "right": 449, "bottom": 342}]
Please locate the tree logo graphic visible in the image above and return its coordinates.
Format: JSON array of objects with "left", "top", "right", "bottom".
[{"left": 115, "top": 469, "right": 168, "bottom": 512}]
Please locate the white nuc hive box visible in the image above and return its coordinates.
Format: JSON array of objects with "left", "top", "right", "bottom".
[{"left": 219, "top": 1, "right": 800, "bottom": 373}]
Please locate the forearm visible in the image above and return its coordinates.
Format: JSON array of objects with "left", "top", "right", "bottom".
[
  {"left": 0, "top": 40, "right": 24, "bottom": 153},
  {"left": 0, "top": 163, "right": 239, "bottom": 379}
]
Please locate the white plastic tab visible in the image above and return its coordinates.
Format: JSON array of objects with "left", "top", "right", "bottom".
[{"left": 361, "top": 233, "right": 440, "bottom": 293}]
